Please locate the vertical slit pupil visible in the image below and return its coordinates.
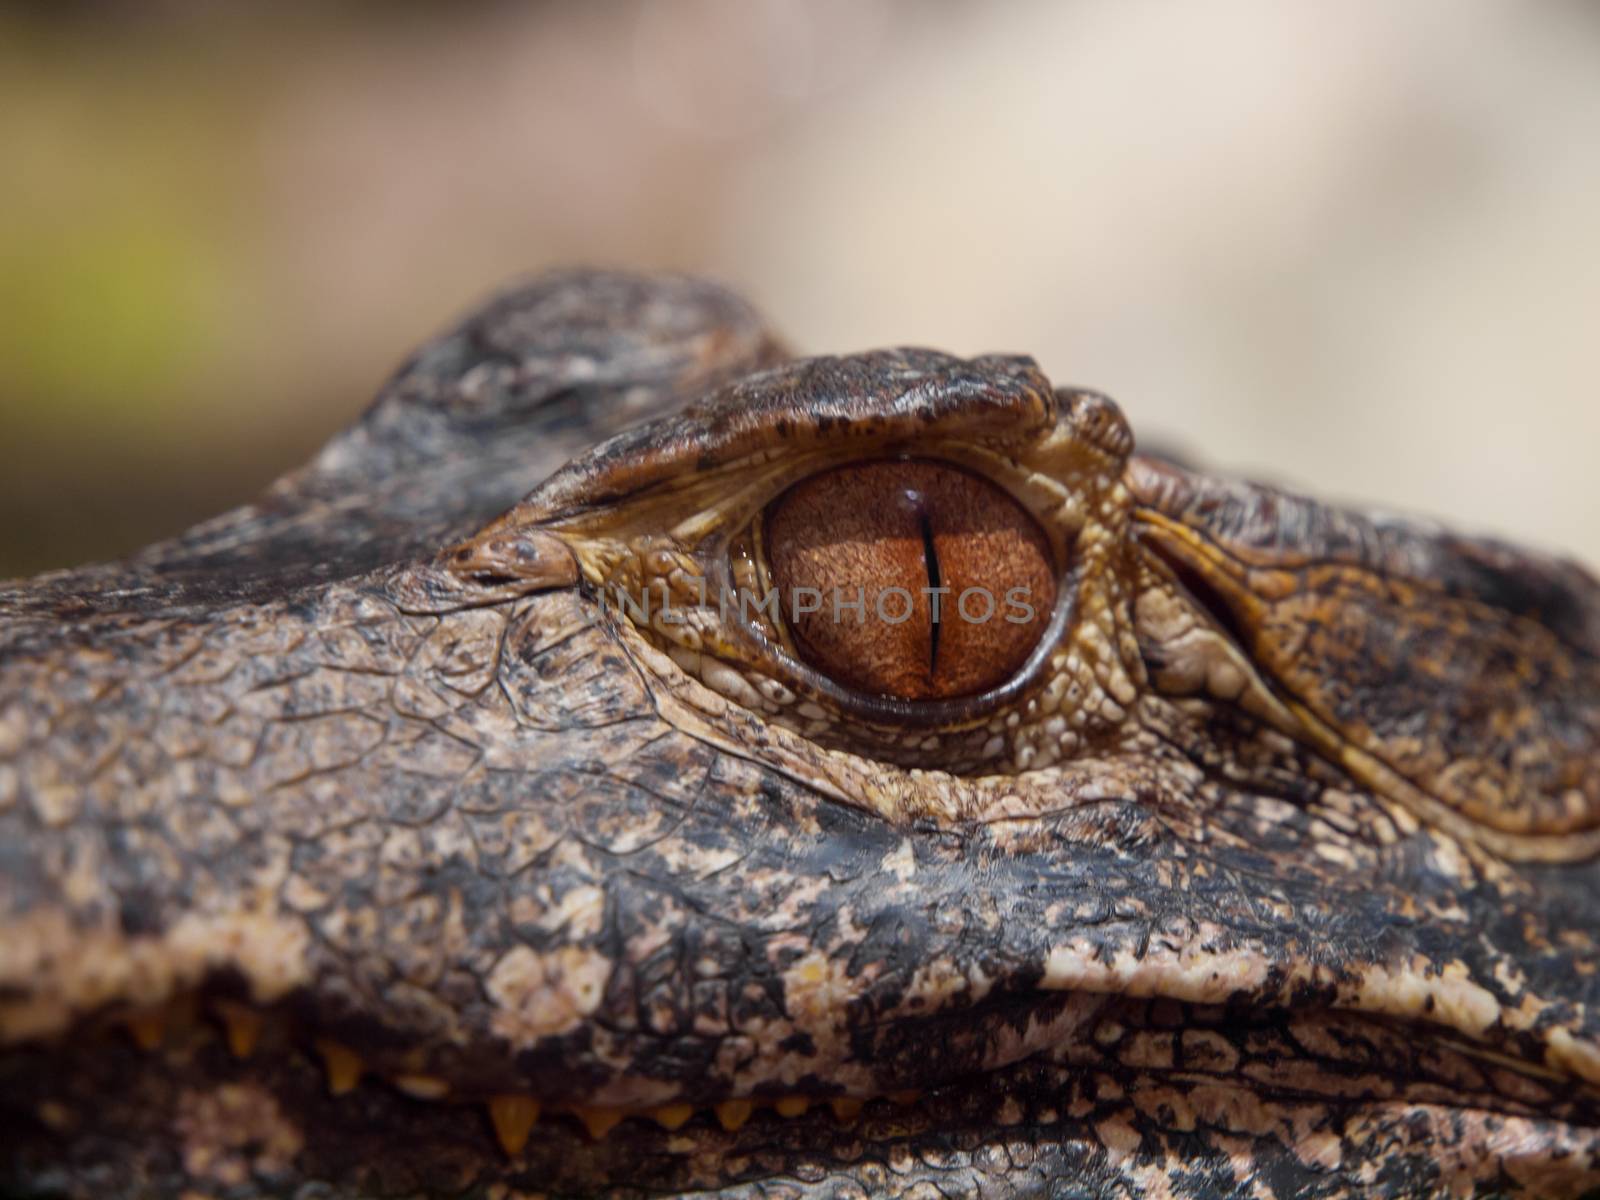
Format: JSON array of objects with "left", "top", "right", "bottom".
[
  {"left": 918, "top": 508, "right": 941, "bottom": 676},
  {"left": 765, "top": 459, "right": 1057, "bottom": 702}
]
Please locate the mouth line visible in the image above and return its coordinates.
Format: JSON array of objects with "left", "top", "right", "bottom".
[
  {"left": 54, "top": 986, "right": 934, "bottom": 1158},
  {"left": 29, "top": 976, "right": 1592, "bottom": 1165}
]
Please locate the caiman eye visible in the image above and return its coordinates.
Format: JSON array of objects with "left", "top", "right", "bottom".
[{"left": 763, "top": 459, "right": 1056, "bottom": 700}]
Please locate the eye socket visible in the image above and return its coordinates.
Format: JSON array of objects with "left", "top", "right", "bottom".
[{"left": 763, "top": 459, "right": 1057, "bottom": 701}]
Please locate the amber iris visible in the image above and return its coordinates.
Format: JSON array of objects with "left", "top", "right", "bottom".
[{"left": 764, "top": 459, "right": 1057, "bottom": 700}]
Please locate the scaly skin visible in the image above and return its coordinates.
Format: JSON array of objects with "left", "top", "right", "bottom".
[{"left": 2, "top": 270, "right": 1599, "bottom": 1198}]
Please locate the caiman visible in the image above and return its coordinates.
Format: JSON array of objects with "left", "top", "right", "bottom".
[{"left": 2, "top": 270, "right": 1599, "bottom": 1199}]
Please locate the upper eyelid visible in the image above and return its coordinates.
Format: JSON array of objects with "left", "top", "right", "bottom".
[{"left": 499, "top": 351, "right": 1060, "bottom": 530}]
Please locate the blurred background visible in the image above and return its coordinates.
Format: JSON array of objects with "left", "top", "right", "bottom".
[{"left": 3, "top": 0, "right": 1598, "bottom": 577}]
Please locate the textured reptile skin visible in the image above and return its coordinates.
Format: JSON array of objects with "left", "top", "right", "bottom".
[{"left": 2, "top": 271, "right": 1598, "bottom": 1199}]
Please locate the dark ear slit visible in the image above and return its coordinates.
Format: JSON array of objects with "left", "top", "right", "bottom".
[{"left": 1157, "top": 546, "right": 1255, "bottom": 655}]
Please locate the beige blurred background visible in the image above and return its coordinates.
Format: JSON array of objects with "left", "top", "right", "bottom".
[{"left": 3, "top": 0, "right": 1597, "bottom": 577}]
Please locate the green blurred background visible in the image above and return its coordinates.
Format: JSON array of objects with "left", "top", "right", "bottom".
[{"left": 4, "top": 0, "right": 1599, "bottom": 577}]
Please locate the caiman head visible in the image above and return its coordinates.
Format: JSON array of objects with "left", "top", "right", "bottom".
[{"left": 3, "top": 270, "right": 1599, "bottom": 1199}]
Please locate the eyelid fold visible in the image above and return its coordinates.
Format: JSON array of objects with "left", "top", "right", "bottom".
[
  {"left": 502, "top": 350, "right": 1060, "bottom": 527},
  {"left": 437, "top": 351, "right": 1139, "bottom": 771}
]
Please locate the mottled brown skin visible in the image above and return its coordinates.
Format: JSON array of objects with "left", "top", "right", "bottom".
[{"left": 3, "top": 271, "right": 1600, "bottom": 1199}]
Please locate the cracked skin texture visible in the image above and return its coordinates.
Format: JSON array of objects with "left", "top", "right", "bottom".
[{"left": 2, "top": 272, "right": 1599, "bottom": 1198}]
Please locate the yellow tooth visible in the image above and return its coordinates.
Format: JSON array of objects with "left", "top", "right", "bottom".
[
  {"left": 488, "top": 1094, "right": 540, "bottom": 1157},
  {"left": 774, "top": 1095, "right": 809, "bottom": 1118},
  {"left": 214, "top": 1001, "right": 263, "bottom": 1060},
  {"left": 314, "top": 1039, "right": 364, "bottom": 1096},
  {"left": 394, "top": 1074, "right": 450, "bottom": 1100},
  {"left": 714, "top": 1099, "right": 754, "bottom": 1132},
  {"left": 651, "top": 1103, "right": 694, "bottom": 1130},
  {"left": 829, "top": 1097, "right": 863, "bottom": 1122},
  {"left": 576, "top": 1106, "right": 626, "bottom": 1139},
  {"left": 125, "top": 1009, "right": 164, "bottom": 1051},
  {"left": 889, "top": 1089, "right": 922, "bottom": 1106}
]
